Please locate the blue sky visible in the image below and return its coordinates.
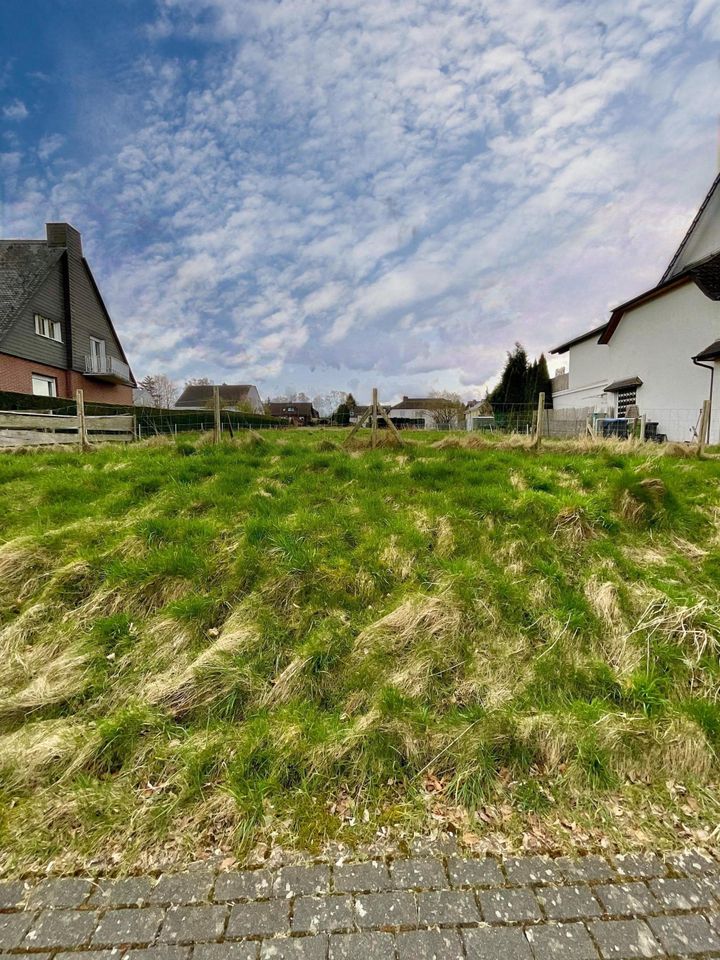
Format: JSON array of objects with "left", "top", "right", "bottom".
[{"left": 1, "top": 0, "right": 719, "bottom": 403}]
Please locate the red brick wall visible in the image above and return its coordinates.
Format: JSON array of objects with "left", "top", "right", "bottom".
[{"left": 0, "top": 353, "right": 133, "bottom": 405}]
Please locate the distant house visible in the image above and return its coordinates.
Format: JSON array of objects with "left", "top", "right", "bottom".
[
  {"left": 175, "top": 383, "right": 264, "bottom": 413},
  {"left": 550, "top": 173, "right": 720, "bottom": 442},
  {"left": 0, "top": 222, "right": 135, "bottom": 403},
  {"left": 386, "top": 396, "right": 463, "bottom": 430},
  {"left": 268, "top": 400, "right": 318, "bottom": 425}
]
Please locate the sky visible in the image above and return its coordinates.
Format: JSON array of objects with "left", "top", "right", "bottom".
[{"left": 1, "top": 0, "right": 719, "bottom": 403}]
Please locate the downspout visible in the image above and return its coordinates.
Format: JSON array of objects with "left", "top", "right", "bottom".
[{"left": 692, "top": 355, "right": 714, "bottom": 444}]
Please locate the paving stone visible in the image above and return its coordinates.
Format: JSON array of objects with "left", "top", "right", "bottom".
[
  {"left": 648, "top": 914, "right": 720, "bottom": 955},
  {"left": 416, "top": 890, "right": 480, "bottom": 926},
  {"left": 90, "top": 876, "right": 156, "bottom": 908},
  {"left": 273, "top": 865, "right": 331, "bottom": 899},
  {"left": 259, "top": 936, "right": 328, "bottom": 959},
  {"left": 122, "top": 947, "right": 191, "bottom": 960},
  {"left": 26, "top": 877, "right": 94, "bottom": 909},
  {"left": 666, "top": 849, "right": 719, "bottom": 877},
  {"left": 396, "top": 928, "right": 464, "bottom": 960},
  {"left": 193, "top": 943, "right": 259, "bottom": 960},
  {"left": 478, "top": 888, "right": 541, "bottom": 923},
  {"left": 589, "top": 920, "right": 663, "bottom": 958},
  {"left": 447, "top": 857, "right": 504, "bottom": 889},
  {"left": 504, "top": 856, "right": 563, "bottom": 886},
  {"left": 355, "top": 891, "right": 417, "bottom": 930},
  {"left": 463, "top": 926, "right": 533, "bottom": 959},
  {"left": 214, "top": 870, "right": 274, "bottom": 902},
  {"left": 410, "top": 837, "right": 459, "bottom": 858},
  {"left": 390, "top": 859, "right": 447, "bottom": 890},
  {"left": 0, "top": 912, "right": 34, "bottom": 950},
  {"left": 595, "top": 883, "right": 657, "bottom": 917},
  {"left": 93, "top": 907, "right": 165, "bottom": 946},
  {"left": 648, "top": 877, "right": 716, "bottom": 910},
  {"left": 148, "top": 871, "right": 215, "bottom": 905},
  {"left": 159, "top": 905, "right": 227, "bottom": 944},
  {"left": 330, "top": 931, "right": 396, "bottom": 960},
  {"left": 227, "top": 900, "right": 290, "bottom": 938},
  {"left": 293, "top": 895, "right": 354, "bottom": 934},
  {"left": 537, "top": 885, "right": 602, "bottom": 921},
  {"left": 333, "top": 861, "right": 390, "bottom": 893},
  {"left": 556, "top": 857, "right": 616, "bottom": 885},
  {"left": 55, "top": 952, "right": 116, "bottom": 960},
  {"left": 0, "top": 880, "right": 31, "bottom": 910},
  {"left": 704, "top": 872, "right": 720, "bottom": 904},
  {"left": 526, "top": 922, "right": 598, "bottom": 959},
  {"left": 613, "top": 855, "right": 665, "bottom": 880},
  {"left": 23, "top": 909, "right": 99, "bottom": 949},
  {"left": 707, "top": 911, "right": 720, "bottom": 935}
]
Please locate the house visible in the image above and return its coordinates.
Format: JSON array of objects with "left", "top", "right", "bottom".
[
  {"left": 175, "top": 383, "right": 264, "bottom": 413},
  {"left": 0, "top": 223, "right": 135, "bottom": 403},
  {"left": 268, "top": 400, "right": 318, "bottom": 425},
  {"left": 386, "top": 396, "right": 463, "bottom": 430},
  {"left": 550, "top": 173, "right": 720, "bottom": 442}
]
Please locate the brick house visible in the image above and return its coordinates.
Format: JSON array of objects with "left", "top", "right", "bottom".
[
  {"left": 0, "top": 222, "right": 135, "bottom": 403},
  {"left": 268, "top": 400, "right": 319, "bottom": 425}
]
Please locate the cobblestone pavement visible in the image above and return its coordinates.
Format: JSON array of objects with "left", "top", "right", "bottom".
[{"left": 2, "top": 850, "right": 720, "bottom": 959}]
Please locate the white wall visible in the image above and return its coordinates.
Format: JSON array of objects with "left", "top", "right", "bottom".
[{"left": 553, "top": 281, "right": 719, "bottom": 441}]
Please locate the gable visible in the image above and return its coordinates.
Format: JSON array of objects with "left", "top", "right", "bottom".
[
  {"left": 0, "top": 242, "right": 64, "bottom": 346},
  {"left": 662, "top": 172, "right": 720, "bottom": 282},
  {"left": 0, "top": 257, "right": 67, "bottom": 368},
  {"left": 66, "top": 252, "right": 132, "bottom": 377}
]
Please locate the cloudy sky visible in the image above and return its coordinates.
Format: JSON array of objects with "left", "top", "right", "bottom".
[{"left": 1, "top": 0, "right": 719, "bottom": 401}]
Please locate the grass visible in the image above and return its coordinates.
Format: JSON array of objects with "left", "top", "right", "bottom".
[{"left": 1, "top": 429, "right": 720, "bottom": 874}]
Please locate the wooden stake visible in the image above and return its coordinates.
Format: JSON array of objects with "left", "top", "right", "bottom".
[
  {"left": 698, "top": 399, "right": 710, "bottom": 457},
  {"left": 376, "top": 400, "right": 403, "bottom": 445},
  {"left": 344, "top": 405, "right": 372, "bottom": 445},
  {"left": 532, "top": 392, "right": 545, "bottom": 450},
  {"left": 371, "top": 387, "right": 379, "bottom": 449},
  {"left": 639, "top": 414, "right": 646, "bottom": 443},
  {"left": 76, "top": 389, "right": 89, "bottom": 450},
  {"left": 213, "top": 386, "right": 221, "bottom": 445}
]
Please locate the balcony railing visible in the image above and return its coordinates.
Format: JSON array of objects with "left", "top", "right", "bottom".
[{"left": 84, "top": 354, "right": 132, "bottom": 384}]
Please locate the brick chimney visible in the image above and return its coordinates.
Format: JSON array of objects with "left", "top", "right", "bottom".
[{"left": 46, "top": 222, "right": 83, "bottom": 258}]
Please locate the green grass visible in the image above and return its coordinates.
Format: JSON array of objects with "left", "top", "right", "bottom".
[{"left": 1, "top": 429, "right": 720, "bottom": 874}]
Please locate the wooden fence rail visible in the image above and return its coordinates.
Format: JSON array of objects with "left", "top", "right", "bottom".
[{"left": 0, "top": 391, "right": 134, "bottom": 449}]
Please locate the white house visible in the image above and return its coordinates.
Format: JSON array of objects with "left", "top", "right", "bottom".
[
  {"left": 550, "top": 173, "right": 720, "bottom": 443},
  {"left": 386, "top": 396, "right": 463, "bottom": 430}
]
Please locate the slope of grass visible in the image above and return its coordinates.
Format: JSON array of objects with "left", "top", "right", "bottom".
[{"left": 1, "top": 430, "right": 719, "bottom": 874}]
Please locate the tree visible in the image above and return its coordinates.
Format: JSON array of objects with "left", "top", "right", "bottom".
[
  {"left": 488, "top": 343, "right": 529, "bottom": 407},
  {"left": 429, "top": 390, "right": 465, "bottom": 429},
  {"left": 345, "top": 393, "right": 357, "bottom": 414},
  {"left": 185, "top": 376, "right": 212, "bottom": 387},
  {"left": 139, "top": 374, "right": 179, "bottom": 409}
]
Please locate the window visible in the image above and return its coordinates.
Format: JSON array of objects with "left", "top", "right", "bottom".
[
  {"left": 31, "top": 374, "right": 57, "bottom": 397},
  {"left": 34, "top": 314, "right": 62, "bottom": 342}
]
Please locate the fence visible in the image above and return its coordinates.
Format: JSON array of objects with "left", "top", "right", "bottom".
[{"left": 0, "top": 392, "right": 134, "bottom": 448}]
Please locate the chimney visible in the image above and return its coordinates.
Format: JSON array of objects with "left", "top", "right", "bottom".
[
  {"left": 46, "top": 222, "right": 83, "bottom": 258},
  {"left": 402, "top": 395, "right": 408, "bottom": 402}
]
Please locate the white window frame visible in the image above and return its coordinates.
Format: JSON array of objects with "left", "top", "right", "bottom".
[
  {"left": 31, "top": 374, "right": 58, "bottom": 397},
  {"left": 34, "top": 314, "right": 62, "bottom": 342}
]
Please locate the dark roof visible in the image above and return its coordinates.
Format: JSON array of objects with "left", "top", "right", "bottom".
[
  {"left": 0, "top": 241, "right": 64, "bottom": 344},
  {"left": 691, "top": 255, "right": 720, "bottom": 301},
  {"left": 661, "top": 171, "right": 720, "bottom": 283},
  {"left": 605, "top": 376, "right": 643, "bottom": 392},
  {"left": 694, "top": 339, "right": 720, "bottom": 362},
  {"left": 268, "top": 401, "right": 318, "bottom": 418},
  {"left": 389, "top": 397, "right": 459, "bottom": 411},
  {"left": 549, "top": 322, "right": 609, "bottom": 355},
  {"left": 176, "top": 384, "right": 256, "bottom": 407}
]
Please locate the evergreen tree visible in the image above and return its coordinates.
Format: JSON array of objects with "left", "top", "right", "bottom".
[{"left": 489, "top": 343, "right": 529, "bottom": 407}]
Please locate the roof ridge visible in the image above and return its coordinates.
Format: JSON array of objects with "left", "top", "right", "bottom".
[{"left": 660, "top": 171, "right": 720, "bottom": 283}]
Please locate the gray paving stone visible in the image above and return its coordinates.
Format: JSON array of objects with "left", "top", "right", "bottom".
[
  {"left": 396, "top": 928, "right": 464, "bottom": 960},
  {"left": 594, "top": 883, "right": 657, "bottom": 917},
  {"left": 293, "top": 895, "right": 354, "bottom": 934},
  {"left": 410, "top": 836, "right": 459, "bottom": 858},
  {"left": 227, "top": 900, "right": 290, "bottom": 938},
  {"left": 648, "top": 914, "right": 720, "bottom": 955},
  {"left": 589, "top": 920, "right": 663, "bottom": 958},
  {"left": 55, "top": 952, "right": 116, "bottom": 960},
  {"left": 666, "top": 849, "right": 719, "bottom": 877},
  {"left": 463, "top": 926, "right": 533, "bottom": 959},
  {"left": 149, "top": 871, "right": 215, "bottom": 905},
  {"left": 260, "top": 936, "right": 328, "bottom": 960},
  {"left": 28, "top": 954, "right": 63, "bottom": 960},
  {"left": 416, "top": 890, "right": 480, "bottom": 926},
  {"left": 526, "top": 922, "right": 598, "bottom": 959},
  {"left": 330, "top": 931, "right": 396, "bottom": 960},
  {"left": 159, "top": 905, "right": 227, "bottom": 944},
  {"left": 90, "top": 876, "right": 156, "bottom": 908},
  {"left": 556, "top": 857, "right": 616, "bottom": 884},
  {"left": 648, "top": 877, "right": 716, "bottom": 910},
  {"left": 26, "top": 876, "right": 94, "bottom": 909},
  {"left": 214, "top": 870, "right": 274, "bottom": 902},
  {"left": 93, "top": 907, "right": 165, "bottom": 946},
  {"left": 537, "top": 885, "right": 602, "bottom": 921},
  {"left": 23, "top": 908, "right": 99, "bottom": 949},
  {"left": 478, "top": 888, "right": 541, "bottom": 923},
  {"left": 504, "top": 856, "right": 563, "bottom": 886},
  {"left": 0, "top": 879, "right": 31, "bottom": 910},
  {"left": 333, "top": 861, "right": 390, "bottom": 893},
  {"left": 355, "top": 891, "right": 417, "bottom": 930},
  {"left": 274, "top": 865, "right": 331, "bottom": 899},
  {"left": 122, "top": 947, "right": 191, "bottom": 960},
  {"left": 447, "top": 857, "right": 504, "bottom": 889},
  {"left": 390, "top": 859, "right": 447, "bottom": 890},
  {"left": 193, "top": 943, "right": 259, "bottom": 960},
  {"left": 0, "top": 912, "right": 34, "bottom": 950},
  {"left": 707, "top": 911, "right": 720, "bottom": 935},
  {"left": 613, "top": 855, "right": 665, "bottom": 880}
]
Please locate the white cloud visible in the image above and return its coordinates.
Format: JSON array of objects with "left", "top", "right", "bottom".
[{"left": 3, "top": 98, "right": 28, "bottom": 120}]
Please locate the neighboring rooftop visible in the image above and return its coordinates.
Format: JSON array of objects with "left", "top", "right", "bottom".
[
  {"left": 389, "top": 396, "right": 459, "bottom": 410},
  {"left": 176, "top": 384, "right": 257, "bottom": 408}
]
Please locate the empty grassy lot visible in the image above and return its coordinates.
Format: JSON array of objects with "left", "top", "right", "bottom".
[{"left": 1, "top": 430, "right": 719, "bottom": 875}]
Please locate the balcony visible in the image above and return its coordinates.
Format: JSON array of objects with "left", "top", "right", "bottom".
[{"left": 84, "top": 354, "right": 132, "bottom": 384}]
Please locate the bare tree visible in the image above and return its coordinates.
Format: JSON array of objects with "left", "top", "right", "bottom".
[
  {"left": 139, "top": 374, "right": 179, "bottom": 409},
  {"left": 429, "top": 390, "right": 465, "bottom": 429},
  {"left": 185, "top": 376, "right": 212, "bottom": 387}
]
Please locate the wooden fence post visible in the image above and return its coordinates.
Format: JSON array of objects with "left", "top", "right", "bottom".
[
  {"left": 532, "top": 392, "right": 545, "bottom": 450},
  {"left": 639, "top": 414, "right": 646, "bottom": 443},
  {"left": 371, "top": 387, "right": 379, "bottom": 449},
  {"left": 76, "top": 389, "right": 89, "bottom": 450},
  {"left": 698, "top": 400, "right": 710, "bottom": 457},
  {"left": 213, "top": 386, "right": 221, "bottom": 444}
]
